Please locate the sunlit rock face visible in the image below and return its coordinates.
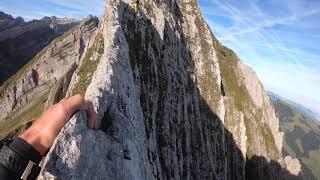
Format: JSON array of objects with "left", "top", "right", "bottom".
[
  {"left": 0, "top": 17, "right": 98, "bottom": 139},
  {"left": 0, "top": 0, "right": 301, "bottom": 179}
]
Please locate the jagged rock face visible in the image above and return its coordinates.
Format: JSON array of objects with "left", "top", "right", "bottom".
[
  {"left": 0, "top": 17, "right": 98, "bottom": 139},
  {"left": 38, "top": 0, "right": 301, "bottom": 179},
  {"left": 0, "top": 11, "right": 80, "bottom": 84},
  {"left": 0, "top": 11, "right": 25, "bottom": 31}
]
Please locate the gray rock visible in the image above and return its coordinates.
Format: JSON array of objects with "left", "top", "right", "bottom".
[
  {"left": 0, "top": 0, "right": 302, "bottom": 179},
  {"left": 40, "top": 0, "right": 301, "bottom": 179}
]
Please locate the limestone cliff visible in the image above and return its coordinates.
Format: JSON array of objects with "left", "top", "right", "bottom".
[
  {"left": 0, "top": 16, "right": 98, "bottom": 140},
  {"left": 0, "top": 0, "right": 301, "bottom": 179}
]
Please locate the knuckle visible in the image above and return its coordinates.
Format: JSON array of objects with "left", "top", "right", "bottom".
[{"left": 55, "top": 101, "right": 69, "bottom": 117}]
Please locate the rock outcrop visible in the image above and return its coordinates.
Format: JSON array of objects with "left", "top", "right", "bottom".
[
  {"left": 0, "top": 11, "right": 25, "bottom": 31},
  {"left": 0, "top": 11, "right": 80, "bottom": 84},
  {"left": 0, "top": 0, "right": 302, "bottom": 179},
  {"left": 37, "top": 0, "right": 301, "bottom": 179},
  {"left": 0, "top": 16, "right": 98, "bottom": 139}
]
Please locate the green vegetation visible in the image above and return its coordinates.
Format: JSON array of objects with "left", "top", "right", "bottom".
[
  {"left": 72, "top": 33, "right": 104, "bottom": 96},
  {"left": 0, "top": 23, "right": 78, "bottom": 95},
  {"left": 0, "top": 22, "right": 83, "bottom": 140},
  {"left": 0, "top": 46, "right": 48, "bottom": 95},
  {"left": 303, "top": 150, "right": 320, "bottom": 179},
  {"left": 211, "top": 31, "right": 251, "bottom": 112},
  {"left": 212, "top": 32, "right": 280, "bottom": 159},
  {"left": 243, "top": 118, "right": 254, "bottom": 158},
  {"left": 214, "top": 38, "right": 254, "bottom": 157},
  {"left": 261, "top": 124, "right": 279, "bottom": 158},
  {"left": 0, "top": 91, "right": 49, "bottom": 140},
  {"left": 270, "top": 96, "right": 320, "bottom": 179},
  {"left": 193, "top": 16, "right": 221, "bottom": 109}
]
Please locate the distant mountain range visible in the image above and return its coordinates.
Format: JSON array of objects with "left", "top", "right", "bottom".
[
  {"left": 269, "top": 92, "right": 320, "bottom": 179},
  {"left": 268, "top": 91, "right": 320, "bottom": 123},
  {"left": 0, "top": 11, "right": 80, "bottom": 85}
]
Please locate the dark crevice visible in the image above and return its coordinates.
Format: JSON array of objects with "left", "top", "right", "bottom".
[
  {"left": 31, "top": 69, "right": 39, "bottom": 86},
  {"left": 79, "top": 38, "right": 85, "bottom": 61},
  {"left": 220, "top": 79, "right": 225, "bottom": 97},
  {"left": 100, "top": 108, "right": 113, "bottom": 133},
  {"left": 99, "top": 106, "right": 121, "bottom": 143}
]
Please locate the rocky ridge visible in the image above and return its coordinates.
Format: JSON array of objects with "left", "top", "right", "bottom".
[
  {"left": 0, "top": 16, "right": 99, "bottom": 140},
  {"left": 0, "top": 0, "right": 302, "bottom": 179},
  {"left": 0, "top": 11, "right": 81, "bottom": 84},
  {"left": 38, "top": 0, "right": 300, "bottom": 179}
]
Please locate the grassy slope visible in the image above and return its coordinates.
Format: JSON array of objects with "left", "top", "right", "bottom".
[
  {"left": 71, "top": 33, "right": 104, "bottom": 96},
  {"left": 212, "top": 37, "right": 279, "bottom": 159},
  {"left": 270, "top": 96, "right": 320, "bottom": 180},
  {"left": 0, "top": 90, "right": 49, "bottom": 140},
  {"left": 0, "top": 26, "right": 79, "bottom": 140}
]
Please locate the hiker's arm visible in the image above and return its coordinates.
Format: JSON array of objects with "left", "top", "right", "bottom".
[{"left": 0, "top": 95, "right": 97, "bottom": 180}]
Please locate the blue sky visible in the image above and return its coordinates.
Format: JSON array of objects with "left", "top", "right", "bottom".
[
  {"left": 0, "top": 0, "right": 319, "bottom": 114},
  {"left": 198, "top": 0, "right": 320, "bottom": 114},
  {"left": 0, "top": 0, "right": 104, "bottom": 20}
]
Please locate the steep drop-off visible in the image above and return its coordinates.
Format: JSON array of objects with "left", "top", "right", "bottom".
[
  {"left": 36, "top": 0, "right": 300, "bottom": 179},
  {"left": 0, "top": 0, "right": 302, "bottom": 179},
  {"left": 0, "top": 16, "right": 99, "bottom": 140},
  {"left": 0, "top": 11, "right": 80, "bottom": 84},
  {"left": 270, "top": 93, "right": 320, "bottom": 180}
]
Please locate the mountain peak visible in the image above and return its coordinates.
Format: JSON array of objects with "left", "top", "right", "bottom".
[
  {"left": 41, "top": 16, "right": 80, "bottom": 25},
  {"left": 36, "top": 0, "right": 301, "bottom": 178},
  {"left": 0, "top": 11, "right": 13, "bottom": 20}
]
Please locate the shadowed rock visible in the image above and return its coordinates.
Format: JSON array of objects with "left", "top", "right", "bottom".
[
  {"left": 0, "top": 11, "right": 81, "bottom": 85},
  {"left": 38, "top": 0, "right": 301, "bottom": 179}
]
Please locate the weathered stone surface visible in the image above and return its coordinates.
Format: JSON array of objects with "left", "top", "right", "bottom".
[
  {"left": 284, "top": 156, "right": 302, "bottom": 176},
  {"left": 238, "top": 62, "right": 284, "bottom": 154},
  {"left": 39, "top": 0, "right": 301, "bottom": 179},
  {"left": 0, "top": 17, "right": 98, "bottom": 139},
  {"left": 0, "top": 0, "right": 302, "bottom": 179}
]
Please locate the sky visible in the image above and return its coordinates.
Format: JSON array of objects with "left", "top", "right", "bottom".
[
  {"left": 0, "top": 0, "right": 104, "bottom": 20},
  {"left": 0, "top": 0, "right": 319, "bottom": 114},
  {"left": 198, "top": 0, "right": 320, "bottom": 115}
]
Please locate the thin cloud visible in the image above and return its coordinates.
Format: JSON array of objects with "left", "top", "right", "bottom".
[
  {"left": 43, "top": 0, "right": 104, "bottom": 16},
  {"left": 200, "top": 0, "right": 320, "bottom": 113}
]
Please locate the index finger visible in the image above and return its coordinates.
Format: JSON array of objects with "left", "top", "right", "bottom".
[
  {"left": 60, "top": 94, "right": 85, "bottom": 118},
  {"left": 61, "top": 95, "right": 98, "bottom": 129}
]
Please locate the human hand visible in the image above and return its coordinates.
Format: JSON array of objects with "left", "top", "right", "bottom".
[{"left": 19, "top": 94, "right": 97, "bottom": 155}]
